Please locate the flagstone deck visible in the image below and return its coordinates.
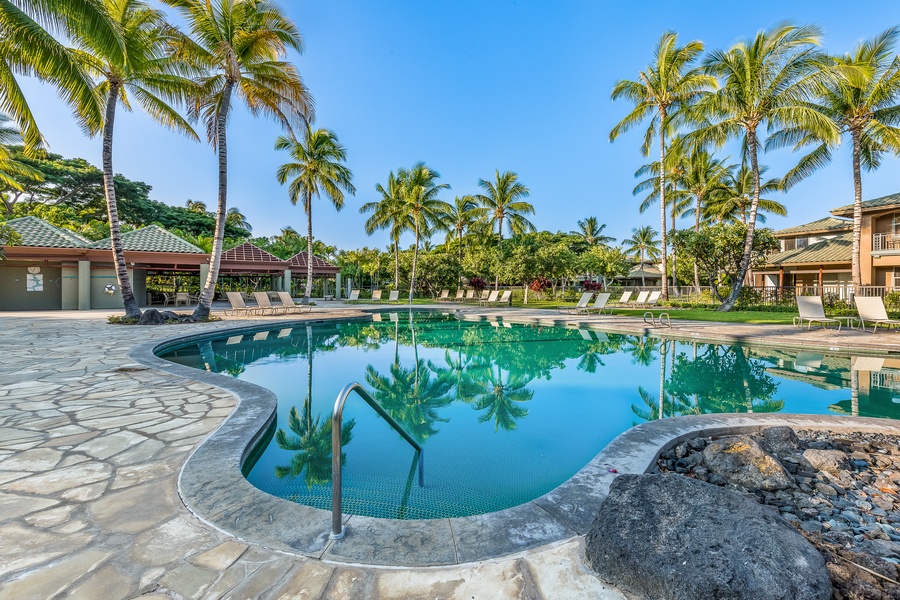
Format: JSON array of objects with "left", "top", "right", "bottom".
[{"left": 1, "top": 304, "right": 899, "bottom": 599}]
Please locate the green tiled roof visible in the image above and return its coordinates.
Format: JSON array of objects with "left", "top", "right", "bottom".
[
  {"left": 831, "top": 191, "right": 900, "bottom": 216},
  {"left": 774, "top": 217, "right": 851, "bottom": 236},
  {"left": 3, "top": 216, "right": 89, "bottom": 248},
  {"left": 88, "top": 225, "right": 205, "bottom": 254},
  {"left": 766, "top": 232, "right": 851, "bottom": 265}
]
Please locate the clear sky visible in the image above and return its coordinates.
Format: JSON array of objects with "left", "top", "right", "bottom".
[{"left": 18, "top": 0, "right": 900, "bottom": 251}]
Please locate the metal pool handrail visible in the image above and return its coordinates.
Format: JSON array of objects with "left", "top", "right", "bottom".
[{"left": 330, "top": 382, "right": 423, "bottom": 540}]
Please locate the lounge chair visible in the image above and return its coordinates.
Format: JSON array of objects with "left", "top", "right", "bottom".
[
  {"left": 253, "top": 291, "right": 286, "bottom": 315},
  {"left": 610, "top": 291, "right": 633, "bottom": 307},
  {"left": 387, "top": 290, "right": 400, "bottom": 303},
  {"left": 628, "top": 291, "right": 650, "bottom": 308},
  {"left": 479, "top": 290, "right": 499, "bottom": 305},
  {"left": 855, "top": 296, "right": 900, "bottom": 333},
  {"left": 558, "top": 292, "right": 593, "bottom": 314},
  {"left": 794, "top": 296, "right": 842, "bottom": 331},
  {"left": 345, "top": 289, "right": 360, "bottom": 304},
  {"left": 495, "top": 290, "right": 512, "bottom": 306},
  {"left": 463, "top": 289, "right": 476, "bottom": 302},
  {"left": 276, "top": 291, "right": 312, "bottom": 314},
  {"left": 436, "top": 289, "right": 450, "bottom": 301},
  {"left": 370, "top": 289, "right": 383, "bottom": 302},
  {"left": 646, "top": 290, "right": 661, "bottom": 306},
  {"left": 478, "top": 290, "right": 491, "bottom": 302},
  {"left": 586, "top": 292, "right": 613, "bottom": 315},
  {"left": 224, "top": 291, "right": 257, "bottom": 317},
  {"left": 451, "top": 289, "right": 465, "bottom": 302}
]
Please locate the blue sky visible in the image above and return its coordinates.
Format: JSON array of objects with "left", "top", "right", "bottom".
[{"left": 18, "top": 0, "right": 900, "bottom": 251}]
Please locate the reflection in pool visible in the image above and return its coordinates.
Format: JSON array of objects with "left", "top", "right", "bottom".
[{"left": 159, "top": 312, "right": 900, "bottom": 520}]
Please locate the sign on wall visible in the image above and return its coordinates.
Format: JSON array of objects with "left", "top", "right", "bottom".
[{"left": 26, "top": 266, "right": 43, "bottom": 292}]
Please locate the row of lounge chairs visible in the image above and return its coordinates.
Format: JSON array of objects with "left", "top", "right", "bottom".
[
  {"left": 223, "top": 291, "right": 312, "bottom": 317},
  {"left": 557, "top": 290, "right": 662, "bottom": 315},
  {"left": 345, "top": 289, "right": 400, "bottom": 303},
  {"left": 435, "top": 289, "right": 510, "bottom": 304},
  {"left": 796, "top": 295, "right": 900, "bottom": 333}
]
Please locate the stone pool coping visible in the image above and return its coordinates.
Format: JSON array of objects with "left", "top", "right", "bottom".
[{"left": 129, "top": 309, "right": 900, "bottom": 568}]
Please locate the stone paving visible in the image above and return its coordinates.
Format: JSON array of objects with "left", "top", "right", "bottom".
[
  {"left": 0, "top": 308, "right": 624, "bottom": 600},
  {"left": 2, "top": 304, "right": 900, "bottom": 600}
]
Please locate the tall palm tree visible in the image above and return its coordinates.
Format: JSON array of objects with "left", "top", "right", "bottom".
[
  {"left": 477, "top": 170, "right": 534, "bottom": 243},
  {"left": 76, "top": 0, "right": 199, "bottom": 319},
  {"left": 398, "top": 163, "right": 450, "bottom": 303},
  {"left": 458, "top": 363, "right": 533, "bottom": 432},
  {"left": 622, "top": 225, "right": 660, "bottom": 286},
  {"left": 0, "top": 115, "right": 43, "bottom": 199},
  {"left": 677, "top": 147, "right": 731, "bottom": 290},
  {"left": 164, "top": 0, "right": 313, "bottom": 319},
  {"left": 225, "top": 206, "right": 251, "bottom": 232},
  {"left": 0, "top": 0, "right": 122, "bottom": 153},
  {"left": 777, "top": 27, "right": 900, "bottom": 289},
  {"left": 185, "top": 199, "right": 207, "bottom": 213},
  {"left": 275, "top": 127, "right": 355, "bottom": 302},
  {"left": 610, "top": 32, "right": 714, "bottom": 300},
  {"left": 691, "top": 22, "right": 838, "bottom": 311},
  {"left": 360, "top": 171, "right": 409, "bottom": 288},
  {"left": 572, "top": 216, "right": 615, "bottom": 246},
  {"left": 444, "top": 195, "right": 483, "bottom": 283},
  {"left": 704, "top": 163, "right": 786, "bottom": 225}
]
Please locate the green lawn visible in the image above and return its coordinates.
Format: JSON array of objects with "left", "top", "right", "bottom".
[{"left": 508, "top": 299, "right": 796, "bottom": 324}]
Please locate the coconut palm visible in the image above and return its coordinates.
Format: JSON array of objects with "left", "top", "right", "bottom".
[
  {"left": 225, "top": 207, "right": 252, "bottom": 232},
  {"left": 275, "top": 127, "right": 355, "bottom": 302},
  {"left": 0, "top": 0, "right": 122, "bottom": 153},
  {"left": 704, "top": 163, "right": 786, "bottom": 225},
  {"left": 622, "top": 225, "right": 660, "bottom": 286},
  {"left": 164, "top": 0, "right": 313, "bottom": 319},
  {"left": 690, "top": 23, "right": 838, "bottom": 310},
  {"left": 476, "top": 170, "right": 534, "bottom": 243},
  {"left": 572, "top": 216, "right": 615, "bottom": 247},
  {"left": 458, "top": 363, "right": 533, "bottom": 432},
  {"left": 0, "top": 115, "right": 42, "bottom": 198},
  {"left": 75, "top": 0, "right": 199, "bottom": 319},
  {"left": 444, "top": 195, "right": 484, "bottom": 283},
  {"left": 776, "top": 27, "right": 900, "bottom": 288},
  {"left": 398, "top": 163, "right": 450, "bottom": 303},
  {"left": 185, "top": 199, "right": 207, "bottom": 213},
  {"left": 610, "top": 32, "right": 715, "bottom": 300},
  {"left": 360, "top": 171, "right": 410, "bottom": 288}
]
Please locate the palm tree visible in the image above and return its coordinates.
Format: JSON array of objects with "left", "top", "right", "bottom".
[
  {"left": 690, "top": 23, "right": 838, "bottom": 311},
  {"left": 360, "top": 171, "right": 409, "bottom": 288},
  {"left": 164, "top": 0, "right": 313, "bottom": 319},
  {"left": 185, "top": 199, "right": 207, "bottom": 213},
  {"left": 458, "top": 364, "right": 533, "bottom": 432},
  {"left": 0, "top": 115, "right": 43, "bottom": 203},
  {"left": 0, "top": 0, "right": 122, "bottom": 153},
  {"left": 275, "top": 127, "right": 355, "bottom": 303},
  {"left": 704, "top": 163, "right": 785, "bottom": 225},
  {"left": 225, "top": 207, "right": 252, "bottom": 232},
  {"left": 776, "top": 27, "right": 900, "bottom": 289},
  {"left": 677, "top": 147, "right": 731, "bottom": 290},
  {"left": 610, "top": 32, "right": 715, "bottom": 300},
  {"left": 476, "top": 170, "right": 535, "bottom": 243},
  {"left": 572, "top": 216, "right": 615, "bottom": 246},
  {"left": 622, "top": 225, "right": 660, "bottom": 286},
  {"left": 444, "top": 195, "right": 483, "bottom": 283},
  {"left": 76, "top": 0, "right": 199, "bottom": 319},
  {"left": 398, "top": 163, "right": 450, "bottom": 303}
]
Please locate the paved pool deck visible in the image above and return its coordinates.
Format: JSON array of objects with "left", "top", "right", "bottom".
[{"left": 1, "top": 303, "right": 899, "bottom": 599}]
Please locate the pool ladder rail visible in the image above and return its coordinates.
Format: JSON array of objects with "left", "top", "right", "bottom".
[{"left": 330, "top": 382, "right": 424, "bottom": 540}]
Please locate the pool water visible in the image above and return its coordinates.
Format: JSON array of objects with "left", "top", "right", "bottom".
[{"left": 159, "top": 312, "right": 900, "bottom": 520}]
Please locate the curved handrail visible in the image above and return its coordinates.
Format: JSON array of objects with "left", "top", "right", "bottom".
[{"left": 330, "top": 382, "right": 423, "bottom": 540}]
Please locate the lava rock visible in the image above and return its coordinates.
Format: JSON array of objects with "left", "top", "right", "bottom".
[
  {"left": 703, "top": 436, "right": 795, "bottom": 491},
  {"left": 585, "top": 474, "right": 831, "bottom": 600},
  {"left": 802, "top": 449, "right": 851, "bottom": 477},
  {"left": 138, "top": 309, "right": 165, "bottom": 325},
  {"left": 761, "top": 426, "right": 803, "bottom": 455}
]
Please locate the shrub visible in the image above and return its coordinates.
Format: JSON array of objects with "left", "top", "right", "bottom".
[
  {"left": 582, "top": 280, "right": 604, "bottom": 292},
  {"left": 469, "top": 277, "right": 487, "bottom": 292},
  {"left": 529, "top": 276, "right": 551, "bottom": 292}
]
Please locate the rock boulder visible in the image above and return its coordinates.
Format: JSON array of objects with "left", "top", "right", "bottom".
[
  {"left": 585, "top": 474, "right": 831, "bottom": 600},
  {"left": 703, "top": 435, "right": 795, "bottom": 491},
  {"left": 138, "top": 309, "right": 165, "bottom": 325},
  {"left": 801, "top": 449, "right": 850, "bottom": 477},
  {"left": 761, "top": 426, "right": 802, "bottom": 455}
]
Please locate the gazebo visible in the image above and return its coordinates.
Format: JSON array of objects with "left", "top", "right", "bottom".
[{"left": 287, "top": 251, "right": 341, "bottom": 298}]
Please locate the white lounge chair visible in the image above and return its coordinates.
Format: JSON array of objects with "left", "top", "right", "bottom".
[
  {"left": 436, "top": 289, "right": 450, "bottom": 301},
  {"left": 558, "top": 292, "right": 593, "bottom": 314},
  {"left": 495, "top": 290, "right": 512, "bottom": 305},
  {"left": 253, "top": 291, "right": 286, "bottom": 315},
  {"left": 629, "top": 291, "right": 650, "bottom": 308},
  {"left": 276, "top": 291, "right": 312, "bottom": 314},
  {"left": 478, "top": 290, "right": 491, "bottom": 302},
  {"left": 794, "top": 296, "right": 842, "bottom": 331},
  {"left": 463, "top": 289, "right": 476, "bottom": 302},
  {"left": 855, "top": 296, "right": 900, "bottom": 333},
  {"left": 451, "top": 289, "right": 465, "bottom": 302},
  {"left": 611, "top": 291, "right": 633, "bottom": 307},
  {"left": 586, "top": 292, "right": 613, "bottom": 315},
  {"left": 370, "top": 289, "right": 383, "bottom": 302},
  {"left": 646, "top": 290, "right": 661, "bottom": 306},
  {"left": 387, "top": 290, "right": 400, "bottom": 303},
  {"left": 224, "top": 291, "right": 257, "bottom": 317},
  {"left": 345, "top": 289, "right": 360, "bottom": 304},
  {"left": 479, "top": 290, "right": 499, "bottom": 306}
]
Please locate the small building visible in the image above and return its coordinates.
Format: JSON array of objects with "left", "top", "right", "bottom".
[
  {"left": 612, "top": 261, "right": 662, "bottom": 287},
  {"left": 830, "top": 192, "right": 900, "bottom": 289}
]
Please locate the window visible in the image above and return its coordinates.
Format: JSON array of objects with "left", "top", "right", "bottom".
[
  {"left": 893, "top": 214, "right": 900, "bottom": 238},
  {"left": 894, "top": 267, "right": 900, "bottom": 290},
  {"left": 795, "top": 237, "right": 808, "bottom": 249},
  {"left": 783, "top": 238, "right": 796, "bottom": 251}
]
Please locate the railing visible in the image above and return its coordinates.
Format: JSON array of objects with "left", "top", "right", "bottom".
[
  {"left": 330, "top": 382, "right": 423, "bottom": 540},
  {"left": 873, "top": 233, "right": 900, "bottom": 252}
]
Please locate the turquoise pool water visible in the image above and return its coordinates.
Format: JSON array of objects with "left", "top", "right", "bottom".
[{"left": 159, "top": 312, "right": 900, "bottom": 520}]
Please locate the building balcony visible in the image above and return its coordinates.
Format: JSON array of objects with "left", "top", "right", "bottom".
[{"left": 872, "top": 233, "right": 900, "bottom": 253}]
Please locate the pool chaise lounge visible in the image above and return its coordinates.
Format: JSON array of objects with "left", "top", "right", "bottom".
[
  {"left": 558, "top": 291, "right": 593, "bottom": 314},
  {"left": 794, "top": 295, "right": 842, "bottom": 331},
  {"left": 855, "top": 296, "right": 900, "bottom": 333}
]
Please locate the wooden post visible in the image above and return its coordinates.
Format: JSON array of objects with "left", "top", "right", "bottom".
[
  {"left": 818, "top": 267, "right": 824, "bottom": 297},
  {"left": 778, "top": 267, "right": 784, "bottom": 301}
]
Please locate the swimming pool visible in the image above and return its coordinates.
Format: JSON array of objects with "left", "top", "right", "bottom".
[{"left": 158, "top": 312, "right": 900, "bottom": 520}]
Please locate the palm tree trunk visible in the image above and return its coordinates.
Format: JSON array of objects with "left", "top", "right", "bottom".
[
  {"left": 194, "top": 78, "right": 234, "bottom": 319},
  {"left": 458, "top": 226, "right": 463, "bottom": 286},
  {"left": 101, "top": 83, "right": 141, "bottom": 319},
  {"left": 670, "top": 190, "right": 677, "bottom": 294},
  {"left": 658, "top": 108, "right": 668, "bottom": 300},
  {"left": 640, "top": 248, "right": 646, "bottom": 287},
  {"left": 495, "top": 216, "right": 503, "bottom": 290},
  {"left": 694, "top": 194, "right": 702, "bottom": 293},
  {"left": 393, "top": 236, "right": 399, "bottom": 288},
  {"left": 721, "top": 128, "right": 760, "bottom": 312},
  {"left": 409, "top": 221, "right": 419, "bottom": 303},
  {"left": 658, "top": 340, "right": 666, "bottom": 419},
  {"left": 851, "top": 127, "right": 862, "bottom": 291},
  {"left": 304, "top": 190, "right": 313, "bottom": 302}
]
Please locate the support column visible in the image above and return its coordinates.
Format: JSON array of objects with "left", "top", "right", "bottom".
[
  {"left": 283, "top": 269, "right": 291, "bottom": 293},
  {"left": 335, "top": 273, "right": 342, "bottom": 299},
  {"left": 818, "top": 267, "right": 824, "bottom": 296},
  {"left": 78, "top": 260, "right": 91, "bottom": 310},
  {"left": 778, "top": 267, "right": 784, "bottom": 301},
  {"left": 199, "top": 263, "right": 210, "bottom": 297}
]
